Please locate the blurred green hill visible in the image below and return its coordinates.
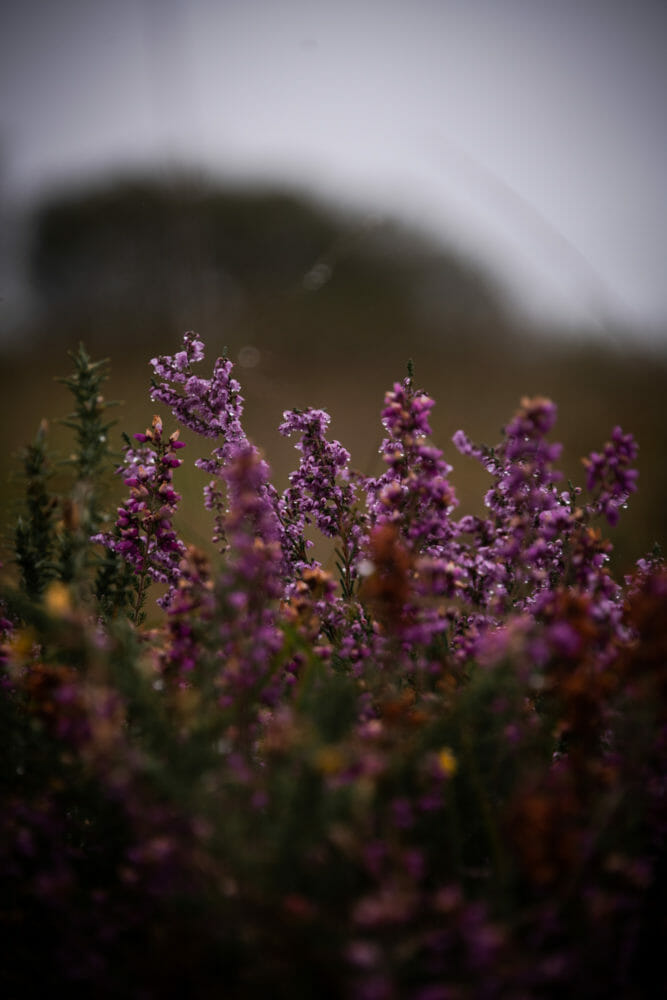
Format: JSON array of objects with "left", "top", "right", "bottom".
[
  {"left": 23, "top": 173, "right": 507, "bottom": 353},
  {"left": 1, "top": 172, "right": 665, "bottom": 577}
]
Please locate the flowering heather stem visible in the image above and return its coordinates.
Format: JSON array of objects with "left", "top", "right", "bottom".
[
  {"left": 147, "top": 331, "right": 277, "bottom": 563},
  {"left": 279, "top": 406, "right": 365, "bottom": 590},
  {"left": 583, "top": 425, "right": 639, "bottom": 526},
  {"left": 213, "top": 444, "right": 285, "bottom": 722},
  {"left": 91, "top": 415, "right": 186, "bottom": 622},
  {"left": 368, "top": 375, "right": 457, "bottom": 554}
]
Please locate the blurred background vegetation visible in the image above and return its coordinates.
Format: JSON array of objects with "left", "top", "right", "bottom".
[{"left": 1, "top": 171, "right": 665, "bottom": 577}]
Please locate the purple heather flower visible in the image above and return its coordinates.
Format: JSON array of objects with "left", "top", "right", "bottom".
[
  {"left": 150, "top": 331, "right": 248, "bottom": 472},
  {"left": 212, "top": 444, "right": 286, "bottom": 710},
  {"left": 444, "top": 395, "right": 635, "bottom": 664},
  {"left": 92, "top": 415, "right": 185, "bottom": 610},
  {"left": 279, "top": 407, "right": 355, "bottom": 537},
  {"left": 221, "top": 444, "right": 284, "bottom": 598},
  {"left": 360, "top": 378, "right": 464, "bottom": 658},
  {"left": 583, "top": 425, "right": 639, "bottom": 526},
  {"left": 449, "top": 397, "right": 579, "bottom": 621},
  {"left": 279, "top": 406, "right": 367, "bottom": 593},
  {"left": 149, "top": 332, "right": 282, "bottom": 559},
  {"left": 368, "top": 379, "right": 457, "bottom": 556},
  {"left": 159, "top": 545, "right": 215, "bottom": 686}
]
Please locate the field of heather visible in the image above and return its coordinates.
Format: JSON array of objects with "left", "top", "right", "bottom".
[
  {"left": 4, "top": 0, "right": 666, "bottom": 989},
  {"left": 1, "top": 329, "right": 665, "bottom": 998}
]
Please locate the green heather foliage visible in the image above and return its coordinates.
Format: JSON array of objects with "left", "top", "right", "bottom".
[
  {"left": 13, "top": 419, "right": 58, "bottom": 599},
  {"left": 1, "top": 336, "right": 665, "bottom": 998}
]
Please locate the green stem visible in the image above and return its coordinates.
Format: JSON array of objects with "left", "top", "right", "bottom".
[{"left": 132, "top": 523, "right": 155, "bottom": 625}]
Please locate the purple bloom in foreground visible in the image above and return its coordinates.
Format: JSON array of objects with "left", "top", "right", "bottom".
[{"left": 215, "top": 444, "right": 286, "bottom": 707}]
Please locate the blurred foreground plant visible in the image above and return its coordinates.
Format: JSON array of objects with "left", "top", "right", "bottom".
[{"left": 1, "top": 333, "right": 664, "bottom": 998}]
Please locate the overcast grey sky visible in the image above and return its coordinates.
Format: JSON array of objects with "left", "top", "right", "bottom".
[{"left": 1, "top": 0, "right": 666, "bottom": 334}]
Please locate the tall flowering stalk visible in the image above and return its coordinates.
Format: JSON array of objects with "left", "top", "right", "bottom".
[
  {"left": 149, "top": 332, "right": 245, "bottom": 454},
  {"left": 149, "top": 332, "right": 248, "bottom": 550},
  {"left": 368, "top": 375, "right": 458, "bottom": 555},
  {"left": 583, "top": 425, "right": 639, "bottom": 526},
  {"left": 92, "top": 415, "right": 185, "bottom": 622},
  {"left": 452, "top": 396, "right": 570, "bottom": 614},
  {"left": 278, "top": 407, "right": 366, "bottom": 596},
  {"left": 211, "top": 444, "right": 287, "bottom": 737},
  {"left": 361, "top": 375, "right": 463, "bottom": 661}
]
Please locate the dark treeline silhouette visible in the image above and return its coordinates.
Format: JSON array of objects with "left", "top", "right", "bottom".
[{"left": 26, "top": 172, "right": 508, "bottom": 358}]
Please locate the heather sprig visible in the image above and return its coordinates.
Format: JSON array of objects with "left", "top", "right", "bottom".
[
  {"left": 158, "top": 544, "right": 215, "bottom": 688},
  {"left": 449, "top": 397, "right": 638, "bottom": 647},
  {"left": 279, "top": 406, "right": 366, "bottom": 596},
  {"left": 451, "top": 396, "right": 568, "bottom": 610},
  {"left": 213, "top": 444, "right": 286, "bottom": 715},
  {"left": 368, "top": 375, "right": 458, "bottom": 555},
  {"left": 583, "top": 424, "right": 639, "bottom": 526},
  {"left": 92, "top": 415, "right": 186, "bottom": 622},
  {"left": 14, "top": 420, "right": 58, "bottom": 599},
  {"left": 150, "top": 330, "right": 247, "bottom": 460},
  {"left": 360, "top": 375, "right": 462, "bottom": 660},
  {"left": 149, "top": 331, "right": 258, "bottom": 556}
]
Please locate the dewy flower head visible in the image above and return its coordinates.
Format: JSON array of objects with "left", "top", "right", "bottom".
[
  {"left": 381, "top": 381, "right": 435, "bottom": 440},
  {"left": 448, "top": 396, "right": 638, "bottom": 638},
  {"left": 150, "top": 331, "right": 247, "bottom": 458},
  {"left": 278, "top": 406, "right": 366, "bottom": 595},
  {"left": 583, "top": 426, "right": 639, "bottom": 526},
  {"left": 149, "top": 331, "right": 254, "bottom": 549},
  {"left": 369, "top": 378, "right": 457, "bottom": 556},
  {"left": 501, "top": 396, "right": 562, "bottom": 477},
  {"left": 278, "top": 407, "right": 353, "bottom": 540}
]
